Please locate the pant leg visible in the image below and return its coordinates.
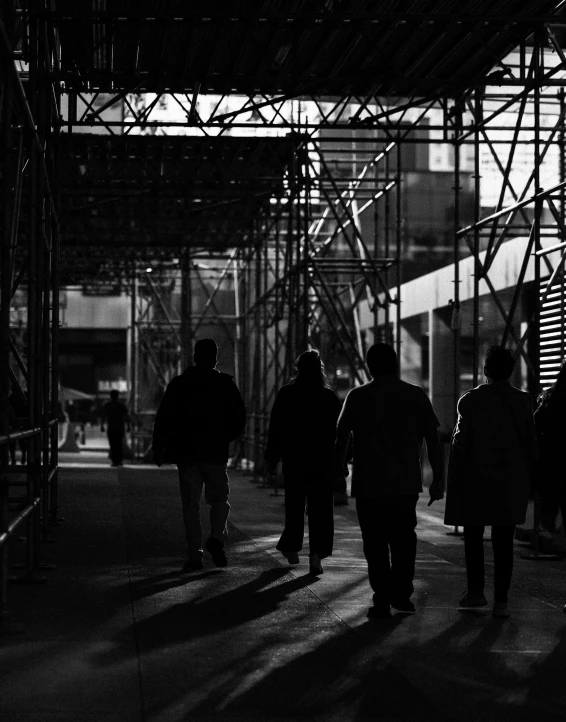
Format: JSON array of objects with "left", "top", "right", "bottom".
[
  {"left": 276, "top": 477, "right": 306, "bottom": 553},
  {"left": 463, "top": 525, "right": 485, "bottom": 593},
  {"left": 388, "top": 494, "right": 419, "bottom": 603},
  {"left": 177, "top": 462, "right": 205, "bottom": 558},
  {"left": 491, "top": 524, "right": 515, "bottom": 603},
  {"left": 202, "top": 463, "right": 231, "bottom": 544},
  {"left": 306, "top": 485, "right": 334, "bottom": 559},
  {"left": 108, "top": 431, "right": 123, "bottom": 464},
  {"left": 356, "top": 498, "right": 391, "bottom": 608}
]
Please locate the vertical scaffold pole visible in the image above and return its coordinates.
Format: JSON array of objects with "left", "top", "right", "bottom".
[
  {"left": 449, "top": 100, "right": 463, "bottom": 538},
  {"left": 452, "top": 101, "right": 462, "bottom": 419},
  {"left": 395, "top": 139, "right": 402, "bottom": 368},
  {"left": 0, "top": 2, "right": 15, "bottom": 623},
  {"left": 472, "top": 87, "right": 482, "bottom": 384}
]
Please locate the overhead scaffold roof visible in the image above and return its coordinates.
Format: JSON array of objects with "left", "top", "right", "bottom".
[
  {"left": 11, "top": 0, "right": 566, "bottom": 284},
  {"left": 51, "top": 1, "right": 566, "bottom": 98}
]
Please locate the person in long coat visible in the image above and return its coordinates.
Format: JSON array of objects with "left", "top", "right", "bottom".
[
  {"left": 533, "top": 360, "right": 566, "bottom": 535},
  {"left": 445, "top": 346, "right": 537, "bottom": 618},
  {"left": 265, "top": 349, "right": 344, "bottom": 575}
]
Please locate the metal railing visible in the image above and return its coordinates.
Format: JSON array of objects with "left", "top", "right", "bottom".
[{"left": 0, "top": 419, "right": 59, "bottom": 625}]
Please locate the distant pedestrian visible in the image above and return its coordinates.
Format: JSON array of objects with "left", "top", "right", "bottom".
[
  {"left": 152, "top": 339, "right": 246, "bottom": 572},
  {"left": 265, "top": 349, "right": 345, "bottom": 575},
  {"left": 335, "top": 343, "right": 444, "bottom": 618},
  {"left": 8, "top": 386, "right": 28, "bottom": 466},
  {"left": 445, "top": 346, "right": 537, "bottom": 618},
  {"left": 102, "top": 390, "right": 130, "bottom": 467},
  {"left": 534, "top": 360, "right": 566, "bottom": 535}
]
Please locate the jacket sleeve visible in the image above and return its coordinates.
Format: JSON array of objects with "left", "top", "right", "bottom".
[
  {"left": 152, "top": 381, "right": 176, "bottom": 453},
  {"left": 334, "top": 392, "right": 354, "bottom": 469},
  {"left": 523, "top": 394, "right": 538, "bottom": 464},
  {"left": 265, "top": 390, "right": 285, "bottom": 466},
  {"left": 447, "top": 393, "right": 473, "bottom": 486},
  {"left": 451, "top": 394, "right": 471, "bottom": 456},
  {"left": 226, "top": 380, "right": 246, "bottom": 441}
]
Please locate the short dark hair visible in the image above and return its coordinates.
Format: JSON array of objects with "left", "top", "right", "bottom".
[
  {"left": 194, "top": 339, "right": 218, "bottom": 367},
  {"left": 484, "top": 346, "right": 515, "bottom": 381},
  {"left": 110, "top": 389, "right": 119, "bottom": 400},
  {"left": 366, "top": 343, "right": 398, "bottom": 377}
]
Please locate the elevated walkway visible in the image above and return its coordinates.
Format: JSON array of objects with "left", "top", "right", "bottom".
[{"left": 1, "top": 455, "right": 566, "bottom": 721}]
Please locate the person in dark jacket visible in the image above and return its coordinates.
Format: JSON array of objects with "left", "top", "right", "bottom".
[
  {"left": 265, "top": 349, "right": 344, "bottom": 576},
  {"left": 153, "top": 339, "right": 246, "bottom": 572},
  {"left": 534, "top": 360, "right": 566, "bottom": 535},
  {"left": 445, "top": 346, "right": 537, "bottom": 618},
  {"left": 102, "top": 390, "right": 130, "bottom": 467},
  {"left": 334, "top": 342, "right": 444, "bottom": 618}
]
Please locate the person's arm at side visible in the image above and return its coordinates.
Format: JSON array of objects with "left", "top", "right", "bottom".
[
  {"left": 227, "top": 381, "right": 246, "bottom": 441},
  {"left": 264, "top": 390, "right": 284, "bottom": 475},
  {"left": 524, "top": 394, "right": 539, "bottom": 496},
  {"left": 152, "top": 382, "right": 175, "bottom": 467},
  {"left": 334, "top": 392, "right": 354, "bottom": 473},
  {"left": 445, "top": 394, "right": 471, "bottom": 496},
  {"left": 425, "top": 428, "right": 444, "bottom": 506}
]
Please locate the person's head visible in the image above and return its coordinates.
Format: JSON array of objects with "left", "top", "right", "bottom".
[
  {"left": 483, "top": 346, "right": 515, "bottom": 381},
  {"left": 294, "top": 349, "right": 328, "bottom": 388},
  {"left": 194, "top": 339, "right": 218, "bottom": 368},
  {"left": 366, "top": 343, "right": 398, "bottom": 378},
  {"left": 110, "top": 390, "right": 119, "bottom": 401}
]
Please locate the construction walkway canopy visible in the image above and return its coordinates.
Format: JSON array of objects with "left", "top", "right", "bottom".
[{"left": 3, "top": 0, "right": 566, "bottom": 600}]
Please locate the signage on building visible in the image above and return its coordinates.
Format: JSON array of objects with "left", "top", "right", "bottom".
[{"left": 98, "top": 379, "right": 128, "bottom": 393}]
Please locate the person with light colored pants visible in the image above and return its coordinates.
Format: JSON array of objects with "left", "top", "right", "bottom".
[
  {"left": 153, "top": 339, "right": 246, "bottom": 572},
  {"left": 177, "top": 461, "right": 231, "bottom": 556}
]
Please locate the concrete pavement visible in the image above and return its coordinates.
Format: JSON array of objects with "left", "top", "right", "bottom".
[{"left": 0, "top": 453, "right": 565, "bottom": 721}]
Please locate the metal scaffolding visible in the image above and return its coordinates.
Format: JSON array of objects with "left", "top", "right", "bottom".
[
  {"left": 1, "top": 1, "right": 61, "bottom": 624},
  {"left": 4, "top": 1, "right": 566, "bottom": 621}
]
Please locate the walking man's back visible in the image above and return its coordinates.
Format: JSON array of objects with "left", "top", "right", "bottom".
[
  {"left": 335, "top": 342, "right": 444, "bottom": 618},
  {"left": 152, "top": 339, "right": 246, "bottom": 571}
]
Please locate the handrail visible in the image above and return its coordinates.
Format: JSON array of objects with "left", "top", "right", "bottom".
[
  {"left": 0, "top": 426, "right": 42, "bottom": 447},
  {"left": 0, "top": 496, "right": 42, "bottom": 549}
]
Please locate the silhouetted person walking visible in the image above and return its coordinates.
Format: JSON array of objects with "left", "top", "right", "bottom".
[
  {"left": 534, "top": 360, "right": 566, "bottom": 535},
  {"left": 265, "top": 350, "right": 344, "bottom": 575},
  {"left": 335, "top": 343, "right": 444, "bottom": 618},
  {"left": 153, "top": 339, "right": 246, "bottom": 571},
  {"left": 445, "top": 346, "right": 537, "bottom": 618},
  {"left": 102, "top": 390, "right": 130, "bottom": 467}
]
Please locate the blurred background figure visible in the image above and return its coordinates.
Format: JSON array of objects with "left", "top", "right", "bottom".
[
  {"left": 101, "top": 390, "right": 130, "bottom": 467},
  {"left": 8, "top": 384, "right": 29, "bottom": 466}
]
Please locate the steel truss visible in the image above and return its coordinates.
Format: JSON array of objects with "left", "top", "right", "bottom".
[
  {"left": 121, "top": 32, "right": 566, "bottom": 468},
  {"left": 443, "top": 33, "right": 566, "bottom": 406},
  {"left": 5, "top": 6, "right": 566, "bottom": 564},
  {"left": 0, "top": 1, "right": 61, "bottom": 625}
]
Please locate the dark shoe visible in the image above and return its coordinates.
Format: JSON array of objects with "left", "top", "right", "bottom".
[
  {"left": 282, "top": 551, "right": 299, "bottom": 565},
  {"left": 334, "top": 492, "right": 349, "bottom": 506},
  {"left": 391, "top": 599, "right": 415, "bottom": 614},
  {"left": 205, "top": 537, "right": 228, "bottom": 567},
  {"left": 492, "top": 602, "right": 510, "bottom": 618},
  {"left": 309, "top": 553, "right": 323, "bottom": 575},
  {"left": 367, "top": 605, "right": 391, "bottom": 619},
  {"left": 459, "top": 589, "right": 488, "bottom": 608},
  {"left": 181, "top": 558, "right": 204, "bottom": 573}
]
